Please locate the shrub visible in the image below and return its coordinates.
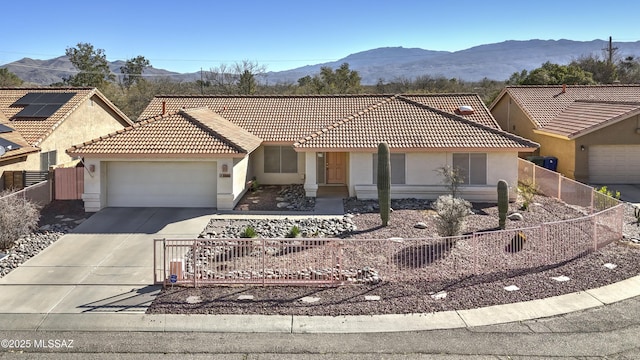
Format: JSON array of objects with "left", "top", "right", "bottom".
[
  {"left": 0, "top": 191, "right": 40, "bottom": 251},
  {"left": 239, "top": 226, "right": 257, "bottom": 238},
  {"left": 432, "top": 195, "right": 471, "bottom": 237},
  {"left": 435, "top": 165, "right": 465, "bottom": 198},
  {"left": 286, "top": 225, "right": 301, "bottom": 238},
  {"left": 517, "top": 180, "right": 538, "bottom": 211}
]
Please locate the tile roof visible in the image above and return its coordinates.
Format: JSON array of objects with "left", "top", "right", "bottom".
[
  {"left": 0, "top": 114, "right": 39, "bottom": 161},
  {"left": 294, "top": 96, "right": 539, "bottom": 150},
  {"left": 400, "top": 94, "right": 499, "bottom": 128},
  {"left": 0, "top": 87, "right": 132, "bottom": 146},
  {"left": 493, "top": 85, "right": 640, "bottom": 128},
  {"left": 67, "top": 108, "right": 261, "bottom": 157},
  {"left": 139, "top": 94, "right": 500, "bottom": 143},
  {"left": 540, "top": 100, "right": 640, "bottom": 138}
]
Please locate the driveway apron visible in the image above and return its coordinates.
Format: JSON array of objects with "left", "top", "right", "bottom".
[{"left": 0, "top": 207, "right": 213, "bottom": 315}]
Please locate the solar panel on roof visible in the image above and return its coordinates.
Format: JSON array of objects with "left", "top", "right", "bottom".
[
  {"left": 34, "top": 104, "right": 63, "bottom": 117},
  {"left": 0, "top": 138, "right": 22, "bottom": 152},
  {"left": 12, "top": 92, "right": 76, "bottom": 106},
  {"left": 0, "top": 124, "right": 13, "bottom": 133},
  {"left": 14, "top": 105, "right": 48, "bottom": 118}
]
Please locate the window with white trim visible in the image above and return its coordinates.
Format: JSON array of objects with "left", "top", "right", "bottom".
[
  {"left": 452, "top": 153, "right": 487, "bottom": 185},
  {"left": 264, "top": 146, "right": 297, "bottom": 173},
  {"left": 372, "top": 153, "right": 406, "bottom": 184}
]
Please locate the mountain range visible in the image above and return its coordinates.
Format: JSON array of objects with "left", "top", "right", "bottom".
[{"left": 4, "top": 39, "right": 640, "bottom": 86}]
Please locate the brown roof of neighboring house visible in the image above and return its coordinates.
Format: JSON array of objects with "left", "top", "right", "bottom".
[
  {"left": 67, "top": 108, "right": 261, "bottom": 158},
  {"left": 294, "top": 96, "right": 539, "bottom": 151},
  {"left": 0, "top": 87, "right": 132, "bottom": 146},
  {"left": 140, "top": 94, "right": 501, "bottom": 143},
  {"left": 491, "top": 85, "right": 640, "bottom": 128},
  {"left": 539, "top": 100, "right": 640, "bottom": 138},
  {"left": 0, "top": 113, "right": 39, "bottom": 162}
]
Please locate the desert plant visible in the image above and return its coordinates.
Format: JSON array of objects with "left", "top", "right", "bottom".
[
  {"left": 634, "top": 206, "right": 640, "bottom": 227},
  {"left": 435, "top": 165, "right": 465, "bottom": 198},
  {"left": 497, "top": 179, "right": 509, "bottom": 229},
  {"left": 286, "top": 225, "right": 301, "bottom": 238},
  {"left": 377, "top": 142, "right": 391, "bottom": 226},
  {"left": 595, "top": 186, "right": 621, "bottom": 199},
  {"left": 432, "top": 195, "right": 471, "bottom": 237},
  {"left": 239, "top": 226, "right": 257, "bottom": 238},
  {"left": 0, "top": 191, "right": 40, "bottom": 251},
  {"left": 594, "top": 186, "right": 621, "bottom": 210},
  {"left": 250, "top": 177, "right": 259, "bottom": 192},
  {"left": 517, "top": 180, "right": 537, "bottom": 211}
]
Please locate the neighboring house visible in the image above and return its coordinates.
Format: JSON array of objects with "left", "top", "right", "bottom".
[
  {"left": 68, "top": 94, "right": 538, "bottom": 212},
  {"left": 490, "top": 85, "right": 640, "bottom": 184},
  {"left": 0, "top": 87, "right": 133, "bottom": 189}
]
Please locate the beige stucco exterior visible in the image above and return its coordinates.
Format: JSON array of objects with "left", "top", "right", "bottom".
[
  {"left": 492, "top": 94, "right": 640, "bottom": 182},
  {"left": 1, "top": 92, "right": 131, "bottom": 188}
]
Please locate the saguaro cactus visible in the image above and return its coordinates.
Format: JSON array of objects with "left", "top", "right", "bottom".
[
  {"left": 498, "top": 179, "right": 509, "bottom": 230},
  {"left": 377, "top": 142, "right": 391, "bottom": 226}
]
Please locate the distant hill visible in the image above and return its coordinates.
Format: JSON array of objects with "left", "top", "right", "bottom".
[{"left": 4, "top": 39, "right": 640, "bottom": 86}]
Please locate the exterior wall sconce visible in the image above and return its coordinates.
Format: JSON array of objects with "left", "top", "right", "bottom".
[
  {"left": 580, "top": 145, "right": 586, "bottom": 151},
  {"left": 89, "top": 164, "right": 95, "bottom": 172},
  {"left": 221, "top": 164, "right": 228, "bottom": 172}
]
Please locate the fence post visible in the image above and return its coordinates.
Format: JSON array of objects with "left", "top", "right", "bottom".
[
  {"left": 593, "top": 213, "right": 598, "bottom": 252},
  {"left": 193, "top": 241, "right": 197, "bottom": 287},
  {"left": 557, "top": 174, "right": 562, "bottom": 200},
  {"left": 162, "top": 239, "right": 167, "bottom": 288},
  {"left": 262, "top": 239, "right": 266, "bottom": 287},
  {"left": 590, "top": 190, "right": 595, "bottom": 214}
]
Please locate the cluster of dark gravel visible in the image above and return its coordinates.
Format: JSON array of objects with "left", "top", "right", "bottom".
[{"left": 200, "top": 217, "right": 356, "bottom": 238}]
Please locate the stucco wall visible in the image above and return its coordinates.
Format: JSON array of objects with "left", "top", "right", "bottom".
[
  {"left": 37, "top": 95, "right": 129, "bottom": 170},
  {"left": 574, "top": 114, "right": 640, "bottom": 182},
  {"left": 250, "top": 145, "right": 305, "bottom": 185},
  {"left": 492, "top": 95, "right": 575, "bottom": 178}
]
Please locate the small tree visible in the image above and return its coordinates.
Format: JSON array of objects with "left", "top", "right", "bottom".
[
  {"left": 432, "top": 195, "right": 471, "bottom": 237},
  {"left": 436, "top": 165, "right": 464, "bottom": 198},
  {"left": 0, "top": 192, "right": 40, "bottom": 251}
]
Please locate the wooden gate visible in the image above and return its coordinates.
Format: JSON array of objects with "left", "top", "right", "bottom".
[{"left": 54, "top": 167, "right": 84, "bottom": 200}]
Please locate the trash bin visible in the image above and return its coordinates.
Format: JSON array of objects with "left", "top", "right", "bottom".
[
  {"left": 526, "top": 156, "right": 545, "bottom": 167},
  {"left": 543, "top": 156, "right": 558, "bottom": 171}
]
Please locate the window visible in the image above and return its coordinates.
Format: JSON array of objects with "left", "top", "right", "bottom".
[
  {"left": 373, "top": 153, "right": 405, "bottom": 184},
  {"left": 40, "top": 150, "right": 57, "bottom": 170},
  {"left": 264, "top": 146, "right": 297, "bottom": 173},
  {"left": 452, "top": 153, "right": 487, "bottom": 185}
]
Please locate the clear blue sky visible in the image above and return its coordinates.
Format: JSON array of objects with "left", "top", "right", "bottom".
[{"left": 2, "top": 0, "right": 640, "bottom": 73}]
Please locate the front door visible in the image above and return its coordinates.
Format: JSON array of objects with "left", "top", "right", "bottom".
[{"left": 326, "top": 152, "right": 347, "bottom": 184}]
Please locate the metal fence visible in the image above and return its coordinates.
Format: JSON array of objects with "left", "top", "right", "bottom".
[
  {"left": 0, "top": 180, "right": 52, "bottom": 207},
  {"left": 154, "top": 160, "right": 624, "bottom": 287}
]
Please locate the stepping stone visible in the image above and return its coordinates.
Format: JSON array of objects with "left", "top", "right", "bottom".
[
  {"left": 551, "top": 276, "right": 570, "bottom": 282},
  {"left": 276, "top": 202, "right": 290, "bottom": 208},
  {"left": 504, "top": 285, "right": 520, "bottom": 291},
  {"left": 387, "top": 237, "right": 404, "bottom": 243},
  {"left": 186, "top": 296, "right": 202, "bottom": 304},
  {"left": 364, "top": 295, "right": 381, "bottom": 301},
  {"left": 603, "top": 263, "right": 617, "bottom": 270},
  {"left": 430, "top": 291, "right": 447, "bottom": 300},
  {"left": 237, "top": 295, "right": 254, "bottom": 301},
  {"left": 414, "top": 222, "right": 428, "bottom": 229},
  {"left": 300, "top": 296, "right": 320, "bottom": 303}
]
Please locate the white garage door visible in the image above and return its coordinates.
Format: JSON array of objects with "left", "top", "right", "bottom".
[
  {"left": 107, "top": 161, "right": 217, "bottom": 207},
  {"left": 589, "top": 145, "right": 640, "bottom": 184}
]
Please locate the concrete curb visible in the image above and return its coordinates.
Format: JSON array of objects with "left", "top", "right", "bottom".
[{"left": 1, "top": 274, "right": 639, "bottom": 333}]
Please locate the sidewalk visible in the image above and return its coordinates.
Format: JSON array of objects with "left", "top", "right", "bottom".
[{"left": 1, "top": 274, "right": 638, "bottom": 333}]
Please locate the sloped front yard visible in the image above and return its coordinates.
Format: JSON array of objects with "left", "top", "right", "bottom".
[{"left": 147, "top": 196, "right": 640, "bottom": 316}]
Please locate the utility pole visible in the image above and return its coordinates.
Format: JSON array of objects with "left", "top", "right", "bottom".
[{"left": 603, "top": 36, "right": 618, "bottom": 64}]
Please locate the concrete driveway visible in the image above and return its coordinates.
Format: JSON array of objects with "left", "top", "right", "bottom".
[{"left": 0, "top": 207, "right": 213, "bottom": 315}]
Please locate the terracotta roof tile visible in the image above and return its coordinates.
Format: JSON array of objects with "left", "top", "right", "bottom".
[
  {"left": 400, "top": 94, "right": 499, "bottom": 128},
  {"left": 67, "top": 108, "right": 261, "bottom": 157},
  {"left": 497, "top": 85, "right": 640, "bottom": 128},
  {"left": 294, "top": 97, "right": 538, "bottom": 150},
  {"left": 541, "top": 100, "right": 640, "bottom": 138},
  {"left": 0, "top": 87, "right": 132, "bottom": 146}
]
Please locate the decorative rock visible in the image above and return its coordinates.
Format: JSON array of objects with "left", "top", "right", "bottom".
[
  {"left": 388, "top": 237, "right": 404, "bottom": 243},
  {"left": 364, "top": 295, "right": 381, "bottom": 301},
  {"left": 414, "top": 222, "right": 428, "bottom": 229},
  {"left": 551, "top": 275, "right": 570, "bottom": 282},
  {"left": 186, "top": 296, "right": 202, "bottom": 304},
  {"left": 603, "top": 263, "right": 617, "bottom": 270},
  {"left": 508, "top": 213, "right": 524, "bottom": 221},
  {"left": 276, "top": 202, "right": 290, "bottom": 208},
  {"left": 275, "top": 197, "right": 285, "bottom": 201},
  {"left": 237, "top": 295, "right": 254, "bottom": 301},
  {"left": 430, "top": 291, "right": 447, "bottom": 300},
  {"left": 300, "top": 296, "right": 321, "bottom": 303},
  {"left": 504, "top": 285, "right": 520, "bottom": 291}
]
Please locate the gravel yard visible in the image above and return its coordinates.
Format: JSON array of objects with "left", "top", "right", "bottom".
[{"left": 148, "top": 187, "right": 640, "bottom": 316}]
